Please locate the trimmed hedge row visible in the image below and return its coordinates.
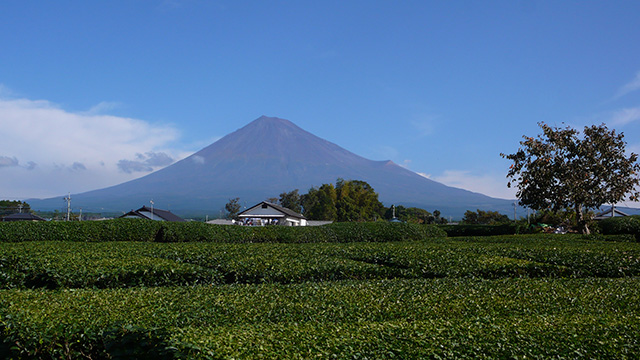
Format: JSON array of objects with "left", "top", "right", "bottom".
[
  {"left": 1, "top": 278, "right": 639, "bottom": 359},
  {"left": 439, "top": 223, "right": 525, "bottom": 237},
  {"left": 2, "top": 235, "right": 639, "bottom": 289},
  {"left": 598, "top": 215, "right": 640, "bottom": 240},
  {"left": 0, "top": 219, "right": 446, "bottom": 243}
]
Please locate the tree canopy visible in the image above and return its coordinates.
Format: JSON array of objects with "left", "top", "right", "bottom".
[
  {"left": 0, "top": 200, "right": 31, "bottom": 218},
  {"left": 224, "top": 198, "right": 241, "bottom": 220},
  {"left": 461, "top": 209, "right": 509, "bottom": 225},
  {"left": 501, "top": 123, "right": 640, "bottom": 234},
  {"left": 278, "top": 190, "right": 302, "bottom": 214},
  {"left": 301, "top": 184, "right": 337, "bottom": 221}
]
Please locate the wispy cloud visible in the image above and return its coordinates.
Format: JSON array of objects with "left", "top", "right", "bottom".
[
  {"left": 613, "top": 71, "right": 640, "bottom": 100},
  {"left": 84, "top": 101, "right": 122, "bottom": 115},
  {"left": 0, "top": 156, "right": 19, "bottom": 168},
  {"left": 192, "top": 155, "right": 205, "bottom": 165},
  {"left": 71, "top": 162, "right": 87, "bottom": 171},
  {"left": 410, "top": 114, "right": 439, "bottom": 137},
  {"left": 0, "top": 97, "right": 189, "bottom": 198},
  {"left": 610, "top": 107, "right": 640, "bottom": 126},
  {"left": 0, "top": 84, "right": 16, "bottom": 97},
  {"left": 374, "top": 145, "right": 400, "bottom": 161},
  {"left": 430, "top": 170, "right": 517, "bottom": 200}
]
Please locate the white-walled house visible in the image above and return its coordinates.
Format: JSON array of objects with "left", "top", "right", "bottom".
[{"left": 238, "top": 201, "right": 307, "bottom": 226}]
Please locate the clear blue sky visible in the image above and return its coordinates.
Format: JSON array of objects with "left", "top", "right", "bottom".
[{"left": 1, "top": 1, "right": 640, "bottom": 206}]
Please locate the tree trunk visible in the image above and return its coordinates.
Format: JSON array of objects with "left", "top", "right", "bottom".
[{"left": 575, "top": 204, "right": 590, "bottom": 235}]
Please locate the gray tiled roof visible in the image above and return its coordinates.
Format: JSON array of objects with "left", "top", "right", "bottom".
[{"left": 121, "top": 206, "right": 186, "bottom": 222}]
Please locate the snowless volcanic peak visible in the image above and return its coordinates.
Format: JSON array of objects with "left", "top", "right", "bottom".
[
  {"left": 191, "top": 115, "right": 368, "bottom": 166},
  {"left": 29, "top": 115, "right": 512, "bottom": 217}
]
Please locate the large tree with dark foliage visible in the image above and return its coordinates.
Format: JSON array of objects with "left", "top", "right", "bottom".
[
  {"left": 298, "top": 179, "right": 383, "bottom": 222},
  {"left": 501, "top": 123, "right": 640, "bottom": 234},
  {"left": 335, "top": 179, "right": 384, "bottom": 222},
  {"left": 301, "top": 184, "right": 337, "bottom": 220}
]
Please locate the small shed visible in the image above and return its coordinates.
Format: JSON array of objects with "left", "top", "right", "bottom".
[
  {"left": 120, "top": 206, "right": 186, "bottom": 222},
  {"left": 2, "top": 213, "right": 47, "bottom": 222},
  {"left": 238, "top": 201, "right": 307, "bottom": 226}
]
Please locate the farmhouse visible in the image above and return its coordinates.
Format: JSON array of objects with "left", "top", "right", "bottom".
[
  {"left": 120, "top": 206, "right": 186, "bottom": 222},
  {"left": 2, "top": 213, "right": 47, "bottom": 222},
  {"left": 238, "top": 201, "right": 307, "bottom": 226}
]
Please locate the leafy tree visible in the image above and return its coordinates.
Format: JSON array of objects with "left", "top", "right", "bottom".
[
  {"left": 384, "top": 205, "right": 432, "bottom": 224},
  {"left": 335, "top": 179, "right": 384, "bottom": 222},
  {"left": 290, "top": 179, "right": 384, "bottom": 222},
  {"left": 278, "top": 189, "right": 302, "bottom": 213},
  {"left": 462, "top": 209, "right": 509, "bottom": 224},
  {"left": 224, "top": 198, "right": 241, "bottom": 220},
  {"left": 302, "top": 184, "right": 337, "bottom": 221},
  {"left": 501, "top": 123, "right": 640, "bottom": 234},
  {"left": 0, "top": 200, "right": 31, "bottom": 218}
]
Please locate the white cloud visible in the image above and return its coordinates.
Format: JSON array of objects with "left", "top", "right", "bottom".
[
  {"left": 374, "top": 145, "right": 399, "bottom": 161},
  {"left": 192, "top": 155, "right": 205, "bottom": 164},
  {"left": 84, "top": 101, "right": 122, "bottom": 115},
  {"left": 614, "top": 71, "right": 640, "bottom": 100},
  {"left": 410, "top": 115, "right": 439, "bottom": 137},
  {"left": 0, "top": 97, "right": 189, "bottom": 199},
  {"left": 431, "top": 170, "right": 517, "bottom": 200},
  {"left": 0, "top": 84, "right": 15, "bottom": 97},
  {"left": 610, "top": 107, "right": 640, "bottom": 126}
]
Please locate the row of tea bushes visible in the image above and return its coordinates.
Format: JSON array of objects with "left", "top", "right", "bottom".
[
  {"left": 0, "top": 242, "right": 222, "bottom": 289},
  {"left": 598, "top": 215, "right": 640, "bottom": 240},
  {"left": 0, "top": 219, "right": 446, "bottom": 243},
  {"left": 1, "top": 278, "right": 638, "bottom": 359},
  {"left": 2, "top": 236, "right": 639, "bottom": 289},
  {"left": 439, "top": 223, "right": 523, "bottom": 237}
]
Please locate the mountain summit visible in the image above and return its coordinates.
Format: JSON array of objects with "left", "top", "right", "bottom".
[{"left": 31, "top": 116, "right": 511, "bottom": 217}]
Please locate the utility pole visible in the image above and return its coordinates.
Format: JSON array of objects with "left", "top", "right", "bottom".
[
  {"left": 513, "top": 202, "right": 517, "bottom": 222},
  {"left": 150, "top": 200, "right": 154, "bottom": 220},
  {"left": 64, "top": 193, "right": 71, "bottom": 221}
]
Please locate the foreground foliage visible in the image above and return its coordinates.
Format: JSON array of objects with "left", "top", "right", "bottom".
[
  {"left": 1, "top": 233, "right": 639, "bottom": 358},
  {"left": 0, "top": 219, "right": 445, "bottom": 243},
  {"left": 1, "top": 235, "right": 639, "bottom": 290},
  {"left": 1, "top": 278, "right": 638, "bottom": 359}
]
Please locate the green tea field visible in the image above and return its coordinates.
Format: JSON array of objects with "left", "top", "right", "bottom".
[{"left": 0, "top": 221, "right": 638, "bottom": 359}]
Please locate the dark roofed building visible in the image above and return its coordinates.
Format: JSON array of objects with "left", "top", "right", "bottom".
[
  {"left": 120, "top": 206, "right": 186, "bottom": 222},
  {"left": 594, "top": 206, "right": 629, "bottom": 220},
  {"left": 2, "top": 213, "right": 47, "bottom": 221}
]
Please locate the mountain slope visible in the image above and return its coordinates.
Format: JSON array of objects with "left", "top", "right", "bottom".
[{"left": 30, "top": 116, "right": 513, "bottom": 218}]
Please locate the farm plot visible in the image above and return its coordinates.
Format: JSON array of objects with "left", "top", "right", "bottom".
[{"left": 0, "top": 234, "right": 639, "bottom": 358}]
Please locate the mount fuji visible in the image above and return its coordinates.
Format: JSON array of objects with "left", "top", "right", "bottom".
[{"left": 30, "top": 116, "right": 513, "bottom": 218}]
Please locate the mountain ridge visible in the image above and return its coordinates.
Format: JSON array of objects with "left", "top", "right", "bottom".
[{"left": 29, "top": 116, "right": 513, "bottom": 218}]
